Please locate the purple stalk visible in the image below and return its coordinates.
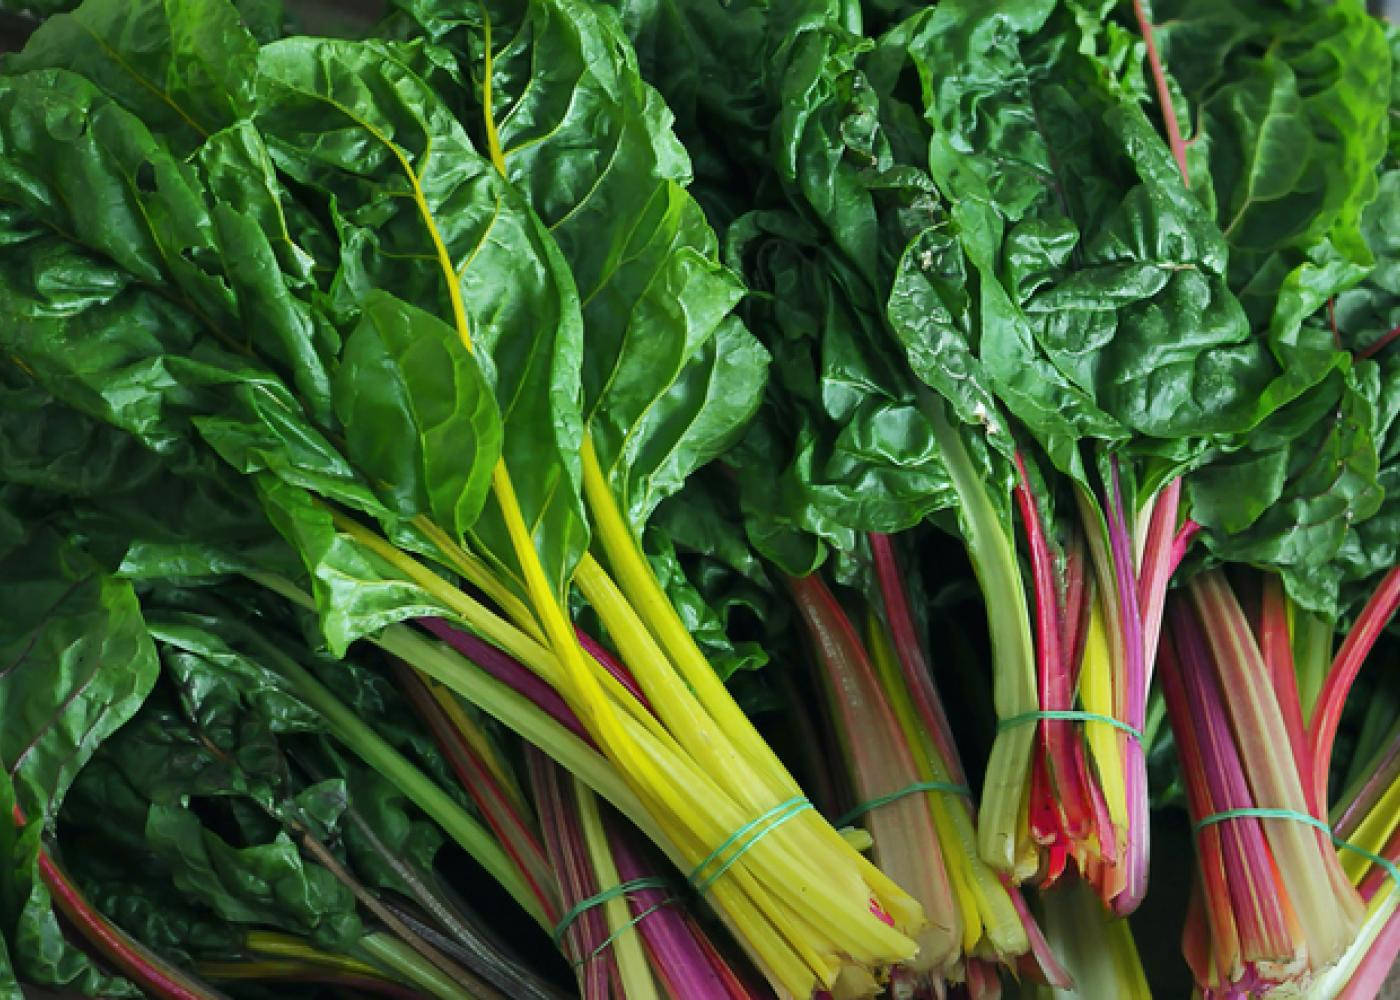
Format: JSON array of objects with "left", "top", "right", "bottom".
[
  {"left": 1166, "top": 601, "right": 1297, "bottom": 984},
  {"left": 417, "top": 618, "right": 591, "bottom": 743},
  {"left": 1106, "top": 461, "right": 1149, "bottom": 915},
  {"left": 607, "top": 819, "right": 761, "bottom": 999},
  {"left": 1333, "top": 727, "right": 1400, "bottom": 841},
  {"left": 527, "top": 749, "right": 614, "bottom": 999},
  {"left": 576, "top": 628, "right": 652, "bottom": 711}
]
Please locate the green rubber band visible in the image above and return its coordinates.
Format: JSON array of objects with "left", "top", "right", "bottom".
[
  {"left": 571, "top": 896, "right": 677, "bottom": 968},
  {"left": 834, "top": 781, "right": 972, "bottom": 828},
  {"left": 551, "top": 876, "right": 670, "bottom": 947},
  {"left": 998, "top": 709, "right": 1144, "bottom": 742},
  {"left": 688, "top": 796, "right": 812, "bottom": 894},
  {"left": 1193, "top": 807, "right": 1400, "bottom": 889}
]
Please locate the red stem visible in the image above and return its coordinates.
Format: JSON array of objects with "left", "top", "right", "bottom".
[
  {"left": 1132, "top": 0, "right": 1189, "bottom": 182},
  {"left": 867, "top": 532, "right": 964, "bottom": 784},
  {"left": 1309, "top": 566, "right": 1400, "bottom": 811},
  {"left": 1011, "top": 453, "right": 1096, "bottom": 847},
  {"left": 1358, "top": 321, "right": 1400, "bottom": 360},
  {"left": 1258, "top": 577, "right": 1315, "bottom": 817},
  {"left": 1171, "top": 519, "right": 1201, "bottom": 574},
  {"left": 576, "top": 629, "right": 651, "bottom": 711},
  {"left": 10, "top": 806, "right": 225, "bottom": 1000}
]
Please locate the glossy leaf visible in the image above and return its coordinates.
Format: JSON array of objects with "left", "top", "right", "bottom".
[
  {"left": 1155, "top": 0, "right": 1390, "bottom": 333},
  {"left": 9, "top": 0, "right": 259, "bottom": 156},
  {"left": 333, "top": 289, "right": 502, "bottom": 538},
  {"left": 254, "top": 35, "right": 589, "bottom": 596},
  {"left": 388, "top": 0, "right": 765, "bottom": 532}
]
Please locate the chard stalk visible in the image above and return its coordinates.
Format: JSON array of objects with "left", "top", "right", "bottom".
[
  {"left": 531, "top": 752, "right": 613, "bottom": 999},
  {"left": 1010, "top": 455, "right": 1096, "bottom": 860},
  {"left": 918, "top": 393, "right": 1037, "bottom": 878},
  {"left": 1161, "top": 607, "right": 1298, "bottom": 985},
  {"left": 868, "top": 533, "right": 963, "bottom": 784},
  {"left": 1333, "top": 722, "right": 1400, "bottom": 843},
  {"left": 295, "top": 823, "right": 501, "bottom": 999},
  {"left": 578, "top": 437, "right": 926, "bottom": 986},
  {"left": 20, "top": 824, "right": 229, "bottom": 1000},
  {"left": 418, "top": 617, "right": 591, "bottom": 743},
  {"left": 575, "top": 782, "right": 662, "bottom": 1000},
  {"left": 1308, "top": 566, "right": 1400, "bottom": 812},
  {"left": 1185, "top": 574, "right": 1365, "bottom": 981},
  {"left": 196, "top": 959, "right": 422, "bottom": 998},
  {"left": 788, "top": 572, "right": 959, "bottom": 976},
  {"left": 1105, "top": 461, "right": 1149, "bottom": 914},
  {"left": 242, "top": 628, "right": 547, "bottom": 929},
  {"left": 865, "top": 609, "right": 1030, "bottom": 963},
  {"left": 394, "top": 661, "right": 563, "bottom": 923},
  {"left": 605, "top": 819, "right": 753, "bottom": 1000},
  {"left": 1032, "top": 878, "right": 1151, "bottom": 1000},
  {"left": 1257, "top": 577, "right": 1313, "bottom": 816},
  {"left": 1329, "top": 884, "right": 1400, "bottom": 999},
  {"left": 357, "top": 932, "right": 486, "bottom": 1000}
]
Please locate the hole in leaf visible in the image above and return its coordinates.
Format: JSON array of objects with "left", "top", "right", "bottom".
[{"left": 134, "top": 161, "right": 158, "bottom": 194}]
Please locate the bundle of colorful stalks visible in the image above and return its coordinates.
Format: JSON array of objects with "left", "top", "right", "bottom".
[
  {"left": 528, "top": 751, "right": 762, "bottom": 999},
  {"left": 785, "top": 533, "right": 1071, "bottom": 998},
  {"left": 1160, "top": 568, "right": 1400, "bottom": 996},
  {"left": 976, "top": 452, "right": 1180, "bottom": 917},
  {"left": 396, "top": 634, "right": 772, "bottom": 998}
]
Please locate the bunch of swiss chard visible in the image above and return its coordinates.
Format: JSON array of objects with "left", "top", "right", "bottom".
[
  {"left": 0, "top": 0, "right": 947, "bottom": 995},
  {"left": 601, "top": 0, "right": 1400, "bottom": 993},
  {"left": 1, "top": 0, "right": 1399, "bottom": 996}
]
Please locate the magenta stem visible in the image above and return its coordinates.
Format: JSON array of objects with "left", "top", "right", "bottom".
[{"left": 417, "top": 618, "right": 591, "bottom": 743}]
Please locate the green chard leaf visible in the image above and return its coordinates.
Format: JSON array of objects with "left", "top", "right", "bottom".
[
  {"left": 333, "top": 290, "right": 502, "bottom": 539},
  {"left": 1155, "top": 0, "right": 1391, "bottom": 335},
  {"left": 254, "top": 35, "right": 589, "bottom": 597},
  {"left": 720, "top": 209, "right": 961, "bottom": 569},
  {"left": 0, "top": 520, "right": 158, "bottom": 996},
  {"left": 7, "top": 0, "right": 260, "bottom": 156},
  {"left": 387, "top": 0, "right": 767, "bottom": 533}
]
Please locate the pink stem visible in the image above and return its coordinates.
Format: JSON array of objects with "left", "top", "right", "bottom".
[
  {"left": 868, "top": 533, "right": 964, "bottom": 784},
  {"left": 1257, "top": 578, "right": 1314, "bottom": 817},
  {"left": 1011, "top": 454, "right": 1095, "bottom": 848},
  {"left": 1131, "top": 0, "right": 1189, "bottom": 182},
  {"left": 1171, "top": 519, "right": 1201, "bottom": 574},
  {"left": 1106, "top": 461, "right": 1149, "bottom": 914},
  {"left": 1309, "top": 567, "right": 1400, "bottom": 810},
  {"left": 1358, "top": 321, "right": 1400, "bottom": 360},
  {"left": 417, "top": 618, "right": 591, "bottom": 743},
  {"left": 1137, "top": 478, "right": 1182, "bottom": 682},
  {"left": 577, "top": 629, "right": 651, "bottom": 711},
  {"left": 608, "top": 822, "right": 758, "bottom": 1000}
]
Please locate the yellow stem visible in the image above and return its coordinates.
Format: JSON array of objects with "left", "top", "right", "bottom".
[
  {"left": 410, "top": 515, "right": 544, "bottom": 646},
  {"left": 243, "top": 932, "right": 382, "bottom": 978}
]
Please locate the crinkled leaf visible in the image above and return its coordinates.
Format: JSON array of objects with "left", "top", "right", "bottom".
[
  {"left": 144, "top": 804, "right": 359, "bottom": 949},
  {"left": 1155, "top": 0, "right": 1390, "bottom": 333},
  {"left": 256, "top": 476, "right": 451, "bottom": 657},
  {"left": 255, "top": 35, "right": 588, "bottom": 597},
  {"left": 0, "top": 526, "right": 158, "bottom": 823},
  {"left": 8, "top": 0, "right": 259, "bottom": 156},
  {"left": 388, "top": 0, "right": 764, "bottom": 531}
]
